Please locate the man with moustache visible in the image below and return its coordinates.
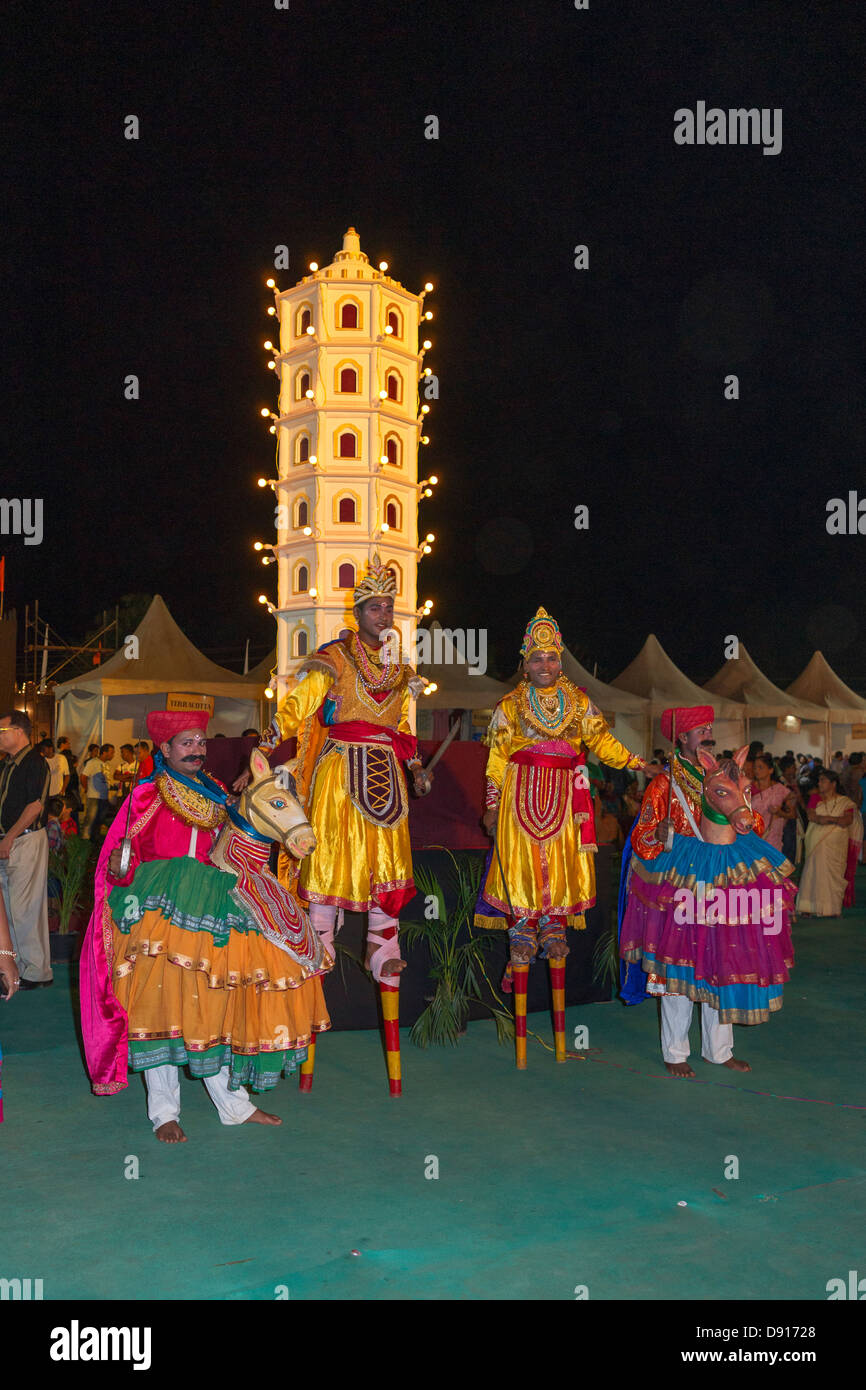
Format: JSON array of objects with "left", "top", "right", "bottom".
[
  {"left": 80, "top": 708, "right": 288, "bottom": 1140},
  {"left": 622, "top": 705, "right": 762, "bottom": 1077}
]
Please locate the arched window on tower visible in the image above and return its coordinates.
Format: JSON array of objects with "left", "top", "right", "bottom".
[
  {"left": 338, "top": 497, "right": 356, "bottom": 524},
  {"left": 384, "top": 434, "right": 401, "bottom": 467},
  {"left": 386, "top": 306, "right": 402, "bottom": 338},
  {"left": 339, "top": 366, "right": 358, "bottom": 393},
  {"left": 296, "top": 498, "right": 309, "bottom": 529},
  {"left": 388, "top": 561, "right": 402, "bottom": 595},
  {"left": 338, "top": 431, "right": 357, "bottom": 458},
  {"left": 340, "top": 302, "right": 359, "bottom": 329},
  {"left": 384, "top": 498, "right": 400, "bottom": 531},
  {"left": 295, "top": 433, "right": 310, "bottom": 463},
  {"left": 296, "top": 369, "right": 311, "bottom": 400},
  {"left": 295, "top": 564, "right": 309, "bottom": 593},
  {"left": 386, "top": 371, "right": 401, "bottom": 402},
  {"left": 338, "top": 562, "right": 355, "bottom": 588},
  {"left": 294, "top": 628, "right": 308, "bottom": 657},
  {"left": 297, "top": 306, "right": 312, "bottom": 337}
]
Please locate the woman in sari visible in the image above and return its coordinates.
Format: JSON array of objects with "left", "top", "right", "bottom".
[
  {"left": 797, "top": 770, "right": 858, "bottom": 917},
  {"left": 750, "top": 753, "right": 796, "bottom": 856}
]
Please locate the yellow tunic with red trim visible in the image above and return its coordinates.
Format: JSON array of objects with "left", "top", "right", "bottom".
[
  {"left": 264, "top": 639, "right": 416, "bottom": 915},
  {"left": 477, "top": 677, "right": 643, "bottom": 928}
]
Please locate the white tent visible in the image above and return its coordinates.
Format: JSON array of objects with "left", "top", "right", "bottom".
[
  {"left": 611, "top": 633, "right": 747, "bottom": 751},
  {"left": 786, "top": 651, "right": 866, "bottom": 758},
  {"left": 55, "top": 595, "right": 267, "bottom": 754},
  {"left": 703, "top": 643, "right": 830, "bottom": 758}
]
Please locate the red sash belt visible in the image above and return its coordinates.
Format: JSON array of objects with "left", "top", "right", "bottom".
[
  {"left": 327, "top": 720, "right": 417, "bottom": 763},
  {"left": 509, "top": 747, "right": 592, "bottom": 820}
]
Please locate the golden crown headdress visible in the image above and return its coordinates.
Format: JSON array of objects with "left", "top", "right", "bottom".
[
  {"left": 520, "top": 606, "right": 563, "bottom": 659},
  {"left": 353, "top": 552, "right": 397, "bottom": 606}
]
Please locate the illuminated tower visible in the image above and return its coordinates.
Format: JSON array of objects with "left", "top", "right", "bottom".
[{"left": 256, "top": 228, "right": 437, "bottom": 697}]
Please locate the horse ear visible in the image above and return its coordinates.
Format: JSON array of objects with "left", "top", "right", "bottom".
[
  {"left": 733, "top": 744, "right": 750, "bottom": 769},
  {"left": 696, "top": 747, "right": 717, "bottom": 774},
  {"left": 249, "top": 747, "right": 271, "bottom": 783}
]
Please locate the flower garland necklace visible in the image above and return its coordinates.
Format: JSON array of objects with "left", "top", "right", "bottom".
[{"left": 351, "top": 633, "right": 401, "bottom": 693}]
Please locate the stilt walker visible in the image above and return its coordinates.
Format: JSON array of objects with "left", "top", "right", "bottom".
[
  {"left": 251, "top": 556, "right": 432, "bottom": 1096},
  {"left": 476, "top": 608, "right": 661, "bottom": 1067}
]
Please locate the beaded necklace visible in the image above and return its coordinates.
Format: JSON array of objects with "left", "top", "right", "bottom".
[
  {"left": 519, "top": 677, "right": 574, "bottom": 737},
  {"left": 351, "top": 633, "right": 400, "bottom": 693}
]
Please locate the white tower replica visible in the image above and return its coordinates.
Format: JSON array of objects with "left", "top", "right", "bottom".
[{"left": 259, "top": 228, "right": 437, "bottom": 698}]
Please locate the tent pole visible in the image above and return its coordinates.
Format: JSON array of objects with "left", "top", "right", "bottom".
[{"left": 100, "top": 694, "right": 106, "bottom": 745}]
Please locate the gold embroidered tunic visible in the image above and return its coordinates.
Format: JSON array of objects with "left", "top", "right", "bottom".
[
  {"left": 477, "top": 677, "right": 643, "bottom": 927},
  {"left": 264, "top": 638, "right": 417, "bottom": 915}
]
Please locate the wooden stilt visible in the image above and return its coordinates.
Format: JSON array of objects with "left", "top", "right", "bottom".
[
  {"left": 299, "top": 1032, "right": 316, "bottom": 1092},
  {"left": 380, "top": 981, "right": 402, "bottom": 1096},
  {"left": 549, "top": 958, "right": 567, "bottom": 1061},
  {"left": 513, "top": 963, "right": 529, "bottom": 1069}
]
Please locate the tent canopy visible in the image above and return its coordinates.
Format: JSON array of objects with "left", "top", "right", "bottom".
[
  {"left": 785, "top": 651, "right": 866, "bottom": 724},
  {"left": 611, "top": 633, "right": 746, "bottom": 721},
  {"left": 704, "top": 644, "right": 828, "bottom": 721},
  {"left": 54, "top": 595, "right": 265, "bottom": 699},
  {"left": 417, "top": 622, "right": 512, "bottom": 709}
]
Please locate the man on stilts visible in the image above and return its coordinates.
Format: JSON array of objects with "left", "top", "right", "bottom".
[
  {"left": 253, "top": 556, "right": 431, "bottom": 1095},
  {"left": 475, "top": 607, "right": 661, "bottom": 1066}
]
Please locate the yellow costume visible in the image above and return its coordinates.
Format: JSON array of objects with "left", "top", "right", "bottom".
[
  {"left": 263, "top": 636, "right": 419, "bottom": 916},
  {"left": 477, "top": 676, "right": 643, "bottom": 927}
]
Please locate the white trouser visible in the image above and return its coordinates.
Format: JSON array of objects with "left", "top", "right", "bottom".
[
  {"left": 0, "top": 828, "right": 51, "bottom": 983},
  {"left": 144, "top": 1064, "right": 257, "bottom": 1130},
  {"left": 660, "top": 993, "right": 733, "bottom": 1064}
]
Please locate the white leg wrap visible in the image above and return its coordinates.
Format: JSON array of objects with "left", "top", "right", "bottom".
[{"left": 365, "top": 905, "right": 402, "bottom": 984}]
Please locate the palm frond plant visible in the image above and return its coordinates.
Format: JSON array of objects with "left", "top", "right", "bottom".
[
  {"left": 592, "top": 847, "right": 624, "bottom": 995},
  {"left": 401, "top": 848, "right": 514, "bottom": 1047},
  {"left": 48, "top": 835, "right": 93, "bottom": 934}
]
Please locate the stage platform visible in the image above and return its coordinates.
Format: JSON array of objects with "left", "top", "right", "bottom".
[{"left": 1, "top": 884, "right": 863, "bottom": 1302}]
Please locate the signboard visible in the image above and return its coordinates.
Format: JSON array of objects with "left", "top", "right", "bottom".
[
  {"left": 775, "top": 716, "right": 801, "bottom": 733},
  {"left": 166, "top": 693, "right": 215, "bottom": 717},
  {"left": 851, "top": 724, "right": 866, "bottom": 740}
]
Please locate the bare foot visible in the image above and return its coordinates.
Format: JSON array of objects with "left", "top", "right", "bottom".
[
  {"left": 714, "top": 1056, "right": 751, "bottom": 1072},
  {"left": 664, "top": 1061, "right": 695, "bottom": 1078},
  {"left": 376, "top": 958, "right": 407, "bottom": 977},
  {"left": 244, "top": 1108, "right": 282, "bottom": 1126},
  {"left": 155, "top": 1120, "right": 187, "bottom": 1143}
]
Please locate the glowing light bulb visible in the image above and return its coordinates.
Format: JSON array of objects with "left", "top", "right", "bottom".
[
  {"left": 379, "top": 389, "right": 387, "bottom": 399},
  {"left": 267, "top": 361, "right": 275, "bottom": 369},
  {"left": 426, "top": 533, "right": 435, "bottom": 542},
  {"left": 429, "top": 475, "right": 438, "bottom": 484},
  {"left": 384, "top": 324, "right": 393, "bottom": 334},
  {"left": 264, "top": 340, "right": 273, "bottom": 350},
  {"left": 424, "top": 282, "right": 433, "bottom": 292},
  {"left": 309, "top": 587, "right": 318, "bottom": 598},
  {"left": 269, "top": 425, "right": 276, "bottom": 434},
  {"left": 381, "top": 522, "right": 390, "bottom": 532},
  {"left": 258, "top": 594, "right": 268, "bottom": 604},
  {"left": 257, "top": 478, "right": 267, "bottom": 488},
  {"left": 421, "top": 404, "right": 430, "bottom": 414},
  {"left": 254, "top": 542, "right": 263, "bottom": 550},
  {"left": 421, "top": 436, "right": 429, "bottom": 445},
  {"left": 266, "top": 278, "right": 276, "bottom": 289},
  {"left": 303, "top": 526, "right": 312, "bottom": 536},
  {"left": 423, "top": 544, "right": 431, "bottom": 554},
  {"left": 379, "top": 261, "right": 388, "bottom": 271},
  {"left": 380, "top": 454, "right": 389, "bottom": 464},
  {"left": 424, "top": 488, "right": 432, "bottom": 497},
  {"left": 424, "top": 311, "right": 433, "bottom": 320},
  {"left": 309, "top": 262, "right": 318, "bottom": 271},
  {"left": 305, "top": 389, "right": 315, "bottom": 399},
  {"left": 309, "top": 454, "right": 317, "bottom": 464},
  {"left": 306, "top": 325, "right": 315, "bottom": 335},
  {"left": 422, "top": 339, "right": 432, "bottom": 349},
  {"left": 264, "top": 687, "right": 274, "bottom": 699},
  {"left": 267, "top": 306, "right": 276, "bottom": 315},
  {"left": 260, "top": 408, "right": 270, "bottom": 417}
]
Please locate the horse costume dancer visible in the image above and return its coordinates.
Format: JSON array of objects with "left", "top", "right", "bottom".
[
  {"left": 80, "top": 709, "right": 330, "bottom": 1141},
  {"left": 620, "top": 722, "right": 795, "bottom": 1078},
  {"left": 253, "top": 556, "right": 431, "bottom": 1097},
  {"left": 475, "top": 608, "right": 660, "bottom": 1068}
]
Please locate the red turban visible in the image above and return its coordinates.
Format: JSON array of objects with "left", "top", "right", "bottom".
[
  {"left": 660, "top": 705, "right": 714, "bottom": 742},
  {"left": 146, "top": 708, "right": 211, "bottom": 748}
]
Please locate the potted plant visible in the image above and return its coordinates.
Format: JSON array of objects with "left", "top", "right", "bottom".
[
  {"left": 48, "top": 835, "right": 93, "bottom": 959},
  {"left": 401, "top": 848, "right": 514, "bottom": 1047}
]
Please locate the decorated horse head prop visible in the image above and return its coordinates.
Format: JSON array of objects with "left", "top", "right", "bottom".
[
  {"left": 695, "top": 745, "right": 755, "bottom": 843},
  {"left": 235, "top": 748, "right": 316, "bottom": 859}
]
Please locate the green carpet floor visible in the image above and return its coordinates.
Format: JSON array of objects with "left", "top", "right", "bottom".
[{"left": 1, "top": 893, "right": 864, "bottom": 1301}]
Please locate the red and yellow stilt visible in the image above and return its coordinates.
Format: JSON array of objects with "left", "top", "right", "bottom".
[
  {"left": 299, "top": 1031, "right": 317, "bottom": 1092},
  {"left": 380, "top": 982, "right": 402, "bottom": 1097},
  {"left": 513, "top": 963, "right": 529, "bottom": 1069},
  {"left": 549, "top": 958, "right": 567, "bottom": 1061}
]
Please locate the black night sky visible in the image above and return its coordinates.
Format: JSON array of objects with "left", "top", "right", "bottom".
[{"left": 4, "top": 0, "right": 865, "bottom": 686}]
